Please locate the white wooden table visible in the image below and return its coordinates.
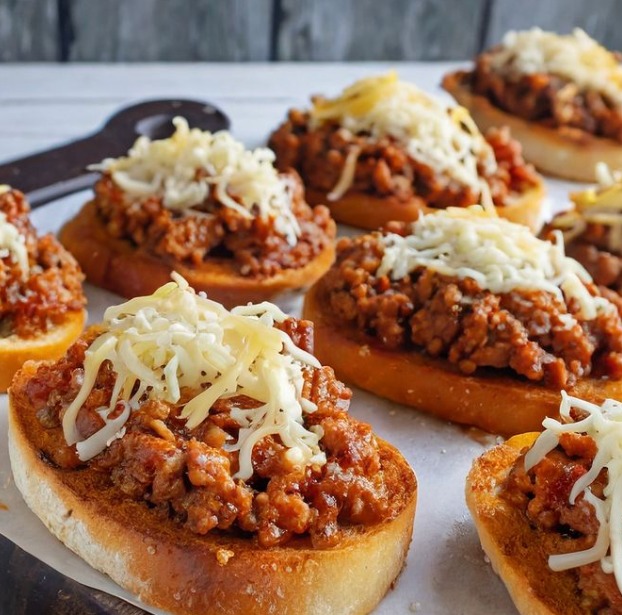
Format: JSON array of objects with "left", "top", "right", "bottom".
[
  {"left": 0, "top": 62, "right": 470, "bottom": 159},
  {"left": 0, "top": 62, "right": 583, "bottom": 615}
]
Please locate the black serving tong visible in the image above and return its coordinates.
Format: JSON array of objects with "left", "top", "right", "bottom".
[
  {"left": 0, "top": 534, "right": 147, "bottom": 614},
  {"left": 0, "top": 99, "right": 231, "bottom": 208}
]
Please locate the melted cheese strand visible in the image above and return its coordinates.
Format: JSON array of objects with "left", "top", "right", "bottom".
[
  {"left": 311, "top": 72, "right": 497, "bottom": 195},
  {"left": 376, "top": 205, "right": 611, "bottom": 320},
  {"left": 523, "top": 429, "right": 559, "bottom": 472},
  {"left": 75, "top": 402, "right": 131, "bottom": 462},
  {"left": 327, "top": 145, "right": 361, "bottom": 201},
  {"left": 229, "top": 356, "right": 325, "bottom": 480},
  {"left": 90, "top": 118, "right": 300, "bottom": 246},
  {"left": 525, "top": 392, "right": 622, "bottom": 592},
  {"left": 596, "top": 162, "right": 621, "bottom": 188},
  {"left": 492, "top": 28, "right": 622, "bottom": 105},
  {"left": 478, "top": 178, "right": 495, "bottom": 215},
  {"left": 548, "top": 489, "right": 610, "bottom": 571},
  {"left": 61, "top": 274, "right": 324, "bottom": 477}
]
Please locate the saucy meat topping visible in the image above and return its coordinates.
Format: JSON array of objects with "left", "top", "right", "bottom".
[
  {"left": 94, "top": 171, "right": 335, "bottom": 278},
  {"left": 0, "top": 189, "right": 85, "bottom": 338},
  {"left": 545, "top": 171, "right": 622, "bottom": 292},
  {"left": 321, "top": 231, "right": 622, "bottom": 388},
  {"left": 504, "top": 434, "right": 622, "bottom": 613},
  {"left": 563, "top": 232, "right": 622, "bottom": 292},
  {"left": 463, "top": 52, "right": 622, "bottom": 142},
  {"left": 269, "top": 110, "right": 539, "bottom": 208},
  {"left": 546, "top": 222, "right": 622, "bottom": 294},
  {"left": 20, "top": 319, "right": 406, "bottom": 548}
]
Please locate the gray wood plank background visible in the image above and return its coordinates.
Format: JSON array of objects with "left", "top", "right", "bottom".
[
  {"left": 0, "top": 0, "right": 58, "bottom": 61},
  {"left": 276, "top": 0, "right": 487, "bottom": 61},
  {"left": 1, "top": 0, "right": 622, "bottom": 62},
  {"left": 485, "top": 0, "right": 622, "bottom": 50},
  {"left": 68, "top": 0, "right": 273, "bottom": 61}
]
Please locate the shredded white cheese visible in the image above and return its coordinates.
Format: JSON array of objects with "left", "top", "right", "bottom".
[
  {"left": 61, "top": 274, "right": 325, "bottom": 480},
  {"left": 310, "top": 72, "right": 497, "bottom": 197},
  {"left": 553, "top": 163, "right": 622, "bottom": 252},
  {"left": 491, "top": 28, "right": 622, "bottom": 105},
  {"left": 90, "top": 118, "right": 300, "bottom": 245},
  {"left": 377, "top": 205, "right": 612, "bottom": 320},
  {"left": 595, "top": 162, "right": 622, "bottom": 189},
  {"left": 327, "top": 145, "right": 361, "bottom": 202},
  {"left": 524, "top": 392, "right": 622, "bottom": 593},
  {"left": 0, "top": 208, "right": 29, "bottom": 276}
]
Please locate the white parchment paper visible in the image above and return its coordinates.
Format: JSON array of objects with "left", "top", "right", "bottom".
[{"left": 0, "top": 178, "right": 581, "bottom": 614}]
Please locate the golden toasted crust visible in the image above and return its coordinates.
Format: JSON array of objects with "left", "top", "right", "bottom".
[
  {"left": 305, "top": 181, "right": 545, "bottom": 233},
  {"left": 303, "top": 281, "right": 622, "bottom": 436},
  {"left": 443, "top": 71, "right": 622, "bottom": 183},
  {"left": 58, "top": 202, "right": 335, "bottom": 309},
  {"left": 0, "top": 310, "right": 85, "bottom": 392},
  {"left": 8, "top": 361, "right": 417, "bottom": 615},
  {"left": 467, "top": 434, "right": 584, "bottom": 615}
]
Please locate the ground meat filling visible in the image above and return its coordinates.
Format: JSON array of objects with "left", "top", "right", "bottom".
[
  {"left": 322, "top": 232, "right": 622, "bottom": 389},
  {"left": 566, "top": 231, "right": 622, "bottom": 294},
  {"left": 542, "top": 222, "right": 622, "bottom": 294},
  {"left": 504, "top": 433, "right": 622, "bottom": 613},
  {"left": 94, "top": 172, "right": 334, "bottom": 278},
  {"left": 23, "top": 319, "right": 402, "bottom": 548},
  {"left": 464, "top": 51, "right": 622, "bottom": 142},
  {"left": 268, "top": 109, "right": 539, "bottom": 208},
  {"left": 0, "top": 190, "right": 85, "bottom": 338}
]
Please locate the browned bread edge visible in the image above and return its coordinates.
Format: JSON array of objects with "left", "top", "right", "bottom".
[
  {"left": 305, "top": 181, "right": 545, "bottom": 233},
  {"left": 8, "top": 362, "right": 417, "bottom": 615},
  {"left": 303, "top": 281, "right": 622, "bottom": 436},
  {"left": 467, "top": 434, "right": 586, "bottom": 615},
  {"left": 443, "top": 71, "right": 622, "bottom": 183},
  {"left": 0, "top": 309, "right": 85, "bottom": 392},
  {"left": 59, "top": 201, "right": 335, "bottom": 308}
]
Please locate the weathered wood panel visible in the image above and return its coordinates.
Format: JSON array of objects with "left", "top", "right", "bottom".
[
  {"left": 67, "top": 0, "right": 273, "bottom": 61},
  {"left": 485, "top": 0, "right": 622, "bottom": 50},
  {"left": 276, "top": 0, "right": 488, "bottom": 61},
  {"left": 2, "top": 2, "right": 622, "bottom": 68},
  {"left": 0, "top": 0, "right": 58, "bottom": 61}
]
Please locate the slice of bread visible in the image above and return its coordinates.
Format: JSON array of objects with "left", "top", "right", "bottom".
[
  {"left": 59, "top": 201, "right": 335, "bottom": 309},
  {"left": 8, "top": 360, "right": 417, "bottom": 615},
  {"left": 466, "top": 433, "right": 587, "bottom": 615},
  {"left": 305, "top": 181, "right": 545, "bottom": 233},
  {"left": 303, "top": 281, "right": 622, "bottom": 436},
  {"left": 443, "top": 71, "right": 622, "bottom": 183},
  {"left": 0, "top": 309, "right": 85, "bottom": 392}
]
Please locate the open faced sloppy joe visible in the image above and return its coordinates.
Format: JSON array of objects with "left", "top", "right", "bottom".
[
  {"left": 0, "top": 186, "right": 85, "bottom": 391},
  {"left": 547, "top": 164, "right": 622, "bottom": 296},
  {"left": 59, "top": 118, "right": 336, "bottom": 307},
  {"left": 270, "top": 71, "right": 544, "bottom": 231},
  {"left": 443, "top": 28, "right": 622, "bottom": 182},
  {"left": 304, "top": 205, "right": 622, "bottom": 436},
  {"left": 468, "top": 393, "right": 622, "bottom": 614},
  {"left": 8, "top": 274, "right": 416, "bottom": 615}
]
